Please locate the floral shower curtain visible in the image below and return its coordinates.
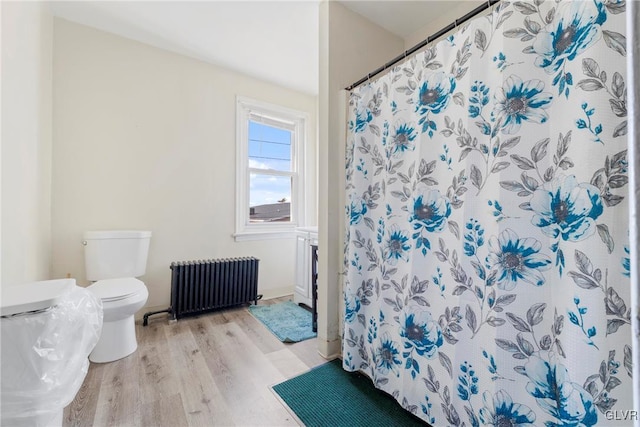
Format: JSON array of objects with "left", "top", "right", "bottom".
[{"left": 343, "top": 1, "right": 634, "bottom": 426}]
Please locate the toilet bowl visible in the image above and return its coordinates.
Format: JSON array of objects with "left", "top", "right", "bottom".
[
  {"left": 87, "top": 278, "right": 148, "bottom": 363},
  {"left": 1, "top": 279, "right": 102, "bottom": 427},
  {"left": 83, "top": 230, "right": 152, "bottom": 363}
]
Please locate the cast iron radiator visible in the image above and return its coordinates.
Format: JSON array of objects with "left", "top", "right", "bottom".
[{"left": 143, "top": 257, "right": 260, "bottom": 325}]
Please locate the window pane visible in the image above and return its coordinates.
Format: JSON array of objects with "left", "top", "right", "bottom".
[
  {"left": 249, "top": 174, "right": 292, "bottom": 223},
  {"left": 248, "top": 120, "right": 292, "bottom": 172}
]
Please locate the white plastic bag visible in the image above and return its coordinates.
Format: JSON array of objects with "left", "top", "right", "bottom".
[{"left": 1, "top": 285, "right": 103, "bottom": 425}]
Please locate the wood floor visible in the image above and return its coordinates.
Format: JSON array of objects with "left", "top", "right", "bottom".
[{"left": 63, "top": 297, "right": 328, "bottom": 427}]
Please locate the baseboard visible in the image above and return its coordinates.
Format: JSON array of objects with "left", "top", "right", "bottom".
[
  {"left": 136, "top": 287, "right": 294, "bottom": 322},
  {"left": 136, "top": 304, "right": 168, "bottom": 321},
  {"left": 259, "top": 286, "right": 295, "bottom": 301},
  {"left": 317, "top": 338, "right": 341, "bottom": 359}
]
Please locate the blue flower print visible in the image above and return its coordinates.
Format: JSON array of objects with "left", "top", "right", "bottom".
[
  {"left": 492, "top": 75, "right": 553, "bottom": 134},
  {"left": 400, "top": 307, "right": 443, "bottom": 358},
  {"left": 349, "top": 197, "right": 368, "bottom": 225},
  {"left": 349, "top": 85, "right": 384, "bottom": 133},
  {"left": 469, "top": 80, "right": 490, "bottom": 119},
  {"left": 345, "top": 292, "right": 361, "bottom": 323},
  {"left": 530, "top": 175, "right": 603, "bottom": 242},
  {"left": 374, "top": 332, "right": 402, "bottom": 376},
  {"left": 415, "top": 72, "right": 456, "bottom": 116},
  {"left": 350, "top": 108, "right": 373, "bottom": 133},
  {"left": 486, "top": 228, "right": 552, "bottom": 291},
  {"left": 479, "top": 390, "right": 536, "bottom": 426},
  {"left": 410, "top": 189, "right": 452, "bottom": 233},
  {"left": 622, "top": 245, "right": 630, "bottom": 277},
  {"left": 523, "top": 351, "right": 598, "bottom": 426},
  {"left": 384, "top": 224, "right": 411, "bottom": 265},
  {"left": 532, "top": 0, "right": 606, "bottom": 75},
  {"left": 390, "top": 122, "right": 417, "bottom": 156},
  {"left": 415, "top": 72, "right": 456, "bottom": 136}
]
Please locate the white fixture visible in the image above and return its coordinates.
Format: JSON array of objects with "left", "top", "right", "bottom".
[
  {"left": 294, "top": 226, "right": 318, "bottom": 307},
  {"left": 1, "top": 279, "right": 102, "bottom": 427},
  {"left": 83, "top": 230, "right": 151, "bottom": 363}
]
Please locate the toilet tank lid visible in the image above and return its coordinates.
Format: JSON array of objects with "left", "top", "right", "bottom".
[
  {"left": 1, "top": 279, "right": 75, "bottom": 317},
  {"left": 84, "top": 230, "right": 152, "bottom": 240}
]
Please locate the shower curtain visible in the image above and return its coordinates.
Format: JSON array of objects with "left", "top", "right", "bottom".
[{"left": 343, "top": 1, "right": 634, "bottom": 425}]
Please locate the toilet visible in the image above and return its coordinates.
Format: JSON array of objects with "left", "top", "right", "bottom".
[
  {"left": 83, "top": 230, "right": 151, "bottom": 363},
  {"left": 1, "top": 279, "right": 102, "bottom": 427}
]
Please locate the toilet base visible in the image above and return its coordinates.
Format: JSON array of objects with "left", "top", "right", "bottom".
[{"left": 90, "top": 315, "right": 137, "bottom": 363}]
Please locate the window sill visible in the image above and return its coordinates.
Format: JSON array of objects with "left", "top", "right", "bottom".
[{"left": 233, "top": 230, "right": 298, "bottom": 242}]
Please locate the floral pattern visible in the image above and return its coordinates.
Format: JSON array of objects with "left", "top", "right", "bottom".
[
  {"left": 384, "top": 224, "right": 411, "bottom": 265},
  {"left": 524, "top": 351, "right": 598, "bottom": 426},
  {"left": 530, "top": 175, "right": 603, "bottom": 242},
  {"left": 532, "top": 1, "right": 606, "bottom": 73},
  {"left": 345, "top": 292, "right": 361, "bottom": 323},
  {"left": 374, "top": 332, "right": 403, "bottom": 376},
  {"left": 344, "top": 1, "right": 631, "bottom": 426},
  {"left": 400, "top": 307, "right": 443, "bottom": 359},
  {"left": 479, "top": 390, "right": 536, "bottom": 426},
  {"left": 349, "top": 197, "right": 368, "bottom": 225},
  {"left": 492, "top": 75, "right": 553, "bottom": 134},
  {"left": 415, "top": 72, "right": 457, "bottom": 136},
  {"left": 410, "top": 189, "right": 451, "bottom": 233},
  {"left": 391, "top": 122, "right": 417, "bottom": 155},
  {"left": 486, "top": 228, "right": 552, "bottom": 290}
]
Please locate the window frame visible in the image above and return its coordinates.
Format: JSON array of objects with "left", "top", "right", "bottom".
[{"left": 235, "top": 96, "right": 307, "bottom": 241}]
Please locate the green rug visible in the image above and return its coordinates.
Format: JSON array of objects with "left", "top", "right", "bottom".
[
  {"left": 248, "top": 301, "right": 316, "bottom": 342},
  {"left": 272, "top": 359, "right": 428, "bottom": 427}
]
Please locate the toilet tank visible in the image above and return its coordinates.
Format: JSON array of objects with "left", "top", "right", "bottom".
[{"left": 83, "top": 230, "right": 152, "bottom": 281}]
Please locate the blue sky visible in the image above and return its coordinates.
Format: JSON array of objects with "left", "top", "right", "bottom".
[{"left": 248, "top": 121, "right": 292, "bottom": 207}]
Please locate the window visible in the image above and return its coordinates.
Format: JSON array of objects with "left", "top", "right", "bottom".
[{"left": 235, "top": 97, "right": 307, "bottom": 240}]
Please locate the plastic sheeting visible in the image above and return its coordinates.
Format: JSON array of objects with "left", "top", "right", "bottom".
[{"left": 1, "top": 285, "right": 103, "bottom": 425}]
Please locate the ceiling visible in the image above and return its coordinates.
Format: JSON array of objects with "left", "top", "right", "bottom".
[
  {"left": 48, "top": 1, "right": 462, "bottom": 96},
  {"left": 339, "top": 1, "right": 466, "bottom": 38}
]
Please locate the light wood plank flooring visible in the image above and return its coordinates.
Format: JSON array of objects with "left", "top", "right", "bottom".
[{"left": 63, "top": 297, "right": 328, "bottom": 427}]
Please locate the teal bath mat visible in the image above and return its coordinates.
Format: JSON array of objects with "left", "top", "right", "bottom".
[
  {"left": 273, "top": 359, "right": 428, "bottom": 426},
  {"left": 248, "top": 301, "right": 316, "bottom": 343}
]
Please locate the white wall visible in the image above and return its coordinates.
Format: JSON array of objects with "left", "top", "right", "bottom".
[
  {"left": 403, "top": 1, "right": 483, "bottom": 49},
  {"left": 1, "top": 1, "right": 53, "bottom": 286},
  {"left": 317, "top": 1, "right": 403, "bottom": 357},
  {"left": 51, "top": 19, "right": 317, "bottom": 309}
]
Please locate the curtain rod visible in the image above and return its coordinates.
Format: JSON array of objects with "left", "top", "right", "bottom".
[{"left": 345, "top": 0, "right": 502, "bottom": 91}]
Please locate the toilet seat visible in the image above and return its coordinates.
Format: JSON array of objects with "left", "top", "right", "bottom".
[
  {"left": 1, "top": 279, "right": 74, "bottom": 317},
  {"left": 88, "top": 278, "right": 145, "bottom": 302}
]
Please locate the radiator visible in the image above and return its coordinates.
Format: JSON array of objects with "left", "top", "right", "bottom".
[{"left": 143, "top": 257, "right": 260, "bottom": 325}]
